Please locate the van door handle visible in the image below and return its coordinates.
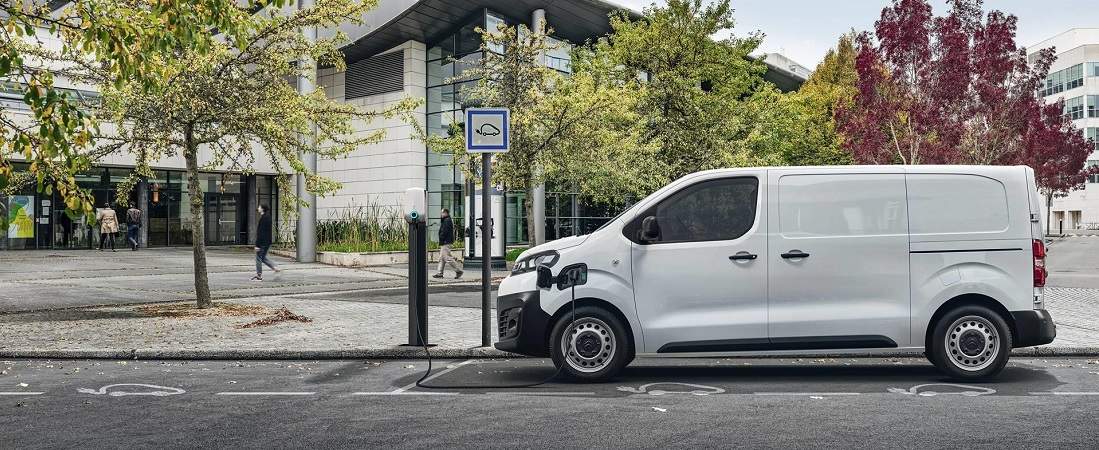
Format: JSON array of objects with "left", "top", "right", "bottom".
[
  {"left": 729, "top": 252, "right": 757, "bottom": 261},
  {"left": 780, "top": 250, "right": 810, "bottom": 259}
]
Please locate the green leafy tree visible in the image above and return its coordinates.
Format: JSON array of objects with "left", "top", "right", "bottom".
[
  {"left": 749, "top": 33, "right": 857, "bottom": 166},
  {"left": 1, "top": 0, "right": 293, "bottom": 217},
  {"left": 595, "top": 0, "right": 769, "bottom": 180},
  {"left": 410, "top": 23, "right": 652, "bottom": 243},
  {"left": 64, "top": 0, "right": 413, "bottom": 307}
]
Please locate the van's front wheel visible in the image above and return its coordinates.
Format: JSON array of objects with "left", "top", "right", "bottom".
[
  {"left": 550, "top": 306, "right": 631, "bottom": 382},
  {"left": 929, "top": 305, "right": 1012, "bottom": 380}
]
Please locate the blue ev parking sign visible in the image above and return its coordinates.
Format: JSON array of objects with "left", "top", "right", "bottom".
[{"left": 465, "top": 108, "right": 510, "bottom": 153}]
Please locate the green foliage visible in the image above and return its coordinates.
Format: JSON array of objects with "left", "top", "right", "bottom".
[
  {"left": 1, "top": 0, "right": 299, "bottom": 220},
  {"left": 505, "top": 246, "right": 527, "bottom": 262},
  {"left": 317, "top": 200, "right": 407, "bottom": 253}
]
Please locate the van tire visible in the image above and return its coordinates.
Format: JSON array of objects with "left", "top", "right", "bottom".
[
  {"left": 550, "top": 306, "right": 632, "bottom": 382},
  {"left": 928, "top": 305, "right": 1012, "bottom": 380}
]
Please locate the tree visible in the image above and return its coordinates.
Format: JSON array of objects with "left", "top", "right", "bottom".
[
  {"left": 410, "top": 22, "right": 651, "bottom": 242},
  {"left": 1017, "top": 102, "right": 1095, "bottom": 234},
  {"left": 1, "top": 0, "right": 294, "bottom": 217},
  {"left": 779, "top": 33, "right": 858, "bottom": 166},
  {"left": 837, "top": 0, "right": 1092, "bottom": 198},
  {"left": 68, "top": 0, "right": 412, "bottom": 307},
  {"left": 595, "top": 0, "right": 769, "bottom": 180}
]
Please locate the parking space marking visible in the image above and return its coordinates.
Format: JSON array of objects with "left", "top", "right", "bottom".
[
  {"left": 216, "top": 392, "right": 316, "bottom": 396},
  {"left": 352, "top": 392, "right": 458, "bottom": 396},
  {"left": 753, "top": 392, "right": 861, "bottom": 396},
  {"left": 482, "top": 392, "right": 596, "bottom": 396},
  {"left": 0, "top": 392, "right": 44, "bottom": 396},
  {"left": 1029, "top": 392, "right": 1099, "bottom": 396},
  {"left": 391, "top": 359, "right": 477, "bottom": 394}
]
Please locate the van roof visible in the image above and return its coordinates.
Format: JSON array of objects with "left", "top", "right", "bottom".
[{"left": 689, "top": 165, "right": 1028, "bottom": 177}]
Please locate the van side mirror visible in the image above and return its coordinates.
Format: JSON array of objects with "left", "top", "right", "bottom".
[
  {"left": 536, "top": 265, "right": 554, "bottom": 289},
  {"left": 640, "top": 216, "right": 661, "bottom": 243}
]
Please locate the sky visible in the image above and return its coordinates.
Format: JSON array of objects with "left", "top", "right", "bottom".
[{"left": 605, "top": 0, "right": 1099, "bottom": 69}]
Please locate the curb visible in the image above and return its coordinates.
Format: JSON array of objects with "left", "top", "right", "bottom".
[{"left": 0, "top": 346, "right": 1096, "bottom": 360}]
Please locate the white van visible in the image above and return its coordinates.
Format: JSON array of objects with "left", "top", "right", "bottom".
[{"left": 496, "top": 165, "right": 1056, "bottom": 381}]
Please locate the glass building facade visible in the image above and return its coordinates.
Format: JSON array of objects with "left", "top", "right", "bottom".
[
  {"left": 1, "top": 165, "right": 277, "bottom": 250},
  {"left": 424, "top": 9, "right": 620, "bottom": 246}
]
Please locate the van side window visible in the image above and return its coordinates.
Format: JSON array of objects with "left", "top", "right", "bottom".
[
  {"left": 645, "top": 177, "right": 759, "bottom": 243},
  {"left": 907, "top": 174, "right": 1009, "bottom": 235},
  {"left": 779, "top": 174, "right": 907, "bottom": 238}
]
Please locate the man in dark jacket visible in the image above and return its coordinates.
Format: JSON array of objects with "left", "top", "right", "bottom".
[
  {"left": 126, "top": 205, "right": 143, "bottom": 251},
  {"left": 433, "top": 208, "right": 463, "bottom": 279},
  {"left": 252, "top": 204, "right": 280, "bottom": 281}
]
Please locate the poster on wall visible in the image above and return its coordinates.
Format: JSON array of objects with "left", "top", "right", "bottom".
[{"left": 7, "top": 195, "right": 34, "bottom": 239}]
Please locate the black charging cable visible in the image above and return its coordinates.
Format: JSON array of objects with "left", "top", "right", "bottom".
[{"left": 413, "top": 270, "right": 579, "bottom": 390}]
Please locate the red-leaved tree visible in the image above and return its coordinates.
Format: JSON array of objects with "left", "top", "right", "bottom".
[{"left": 837, "top": 0, "right": 1093, "bottom": 203}]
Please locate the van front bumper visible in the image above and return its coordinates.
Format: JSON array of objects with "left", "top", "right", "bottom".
[
  {"left": 1011, "top": 309, "right": 1057, "bottom": 348},
  {"left": 493, "top": 290, "right": 551, "bottom": 357}
]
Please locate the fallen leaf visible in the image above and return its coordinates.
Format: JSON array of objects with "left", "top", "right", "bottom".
[
  {"left": 404, "top": 365, "right": 416, "bottom": 369},
  {"left": 652, "top": 407, "right": 667, "bottom": 413},
  {"left": 18, "top": 383, "right": 27, "bottom": 388},
  {"left": 810, "top": 396, "right": 824, "bottom": 400}
]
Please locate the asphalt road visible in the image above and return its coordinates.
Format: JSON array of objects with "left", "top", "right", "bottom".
[
  {"left": 1047, "top": 236, "right": 1099, "bottom": 289},
  {"left": 2, "top": 357, "right": 1098, "bottom": 448}
]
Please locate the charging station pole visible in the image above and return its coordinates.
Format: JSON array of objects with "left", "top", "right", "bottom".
[
  {"left": 465, "top": 107, "right": 509, "bottom": 348},
  {"left": 408, "top": 217, "right": 428, "bottom": 346},
  {"left": 403, "top": 188, "right": 428, "bottom": 347}
]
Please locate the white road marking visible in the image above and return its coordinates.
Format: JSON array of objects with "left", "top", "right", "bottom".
[
  {"left": 753, "top": 392, "right": 861, "bottom": 396},
  {"left": 482, "top": 391, "right": 596, "bottom": 396},
  {"left": 888, "top": 384, "right": 995, "bottom": 397},
  {"left": 390, "top": 359, "right": 477, "bottom": 394},
  {"left": 216, "top": 392, "right": 316, "bottom": 396},
  {"left": 618, "top": 382, "right": 725, "bottom": 396},
  {"left": 77, "top": 384, "right": 185, "bottom": 397},
  {"left": 0, "top": 392, "right": 44, "bottom": 396},
  {"left": 352, "top": 392, "right": 458, "bottom": 396},
  {"left": 1029, "top": 392, "right": 1099, "bottom": 396}
]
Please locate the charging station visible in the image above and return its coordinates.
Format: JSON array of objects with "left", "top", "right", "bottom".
[
  {"left": 463, "top": 187, "right": 507, "bottom": 270},
  {"left": 402, "top": 187, "right": 430, "bottom": 347}
]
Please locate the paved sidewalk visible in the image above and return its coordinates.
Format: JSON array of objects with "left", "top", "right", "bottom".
[
  {"left": 0, "top": 247, "right": 508, "bottom": 313},
  {"left": 0, "top": 286, "right": 1095, "bottom": 359}
]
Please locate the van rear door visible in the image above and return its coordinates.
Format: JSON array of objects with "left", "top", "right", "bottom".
[{"left": 767, "top": 168, "right": 911, "bottom": 349}]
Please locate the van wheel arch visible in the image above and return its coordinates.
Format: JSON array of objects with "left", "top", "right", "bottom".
[
  {"left": 550, "top": 298, "right": 636, "bottom": 361},
  {"left": 925, "top": 293, "right": 1016, "bottom": 350}
]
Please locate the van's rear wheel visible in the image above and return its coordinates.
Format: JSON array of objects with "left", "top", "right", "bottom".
[
  {"left": 550, "top": 306, "right": 631, "bottom": 382},
  {"left": 928, "top": 305, "right": 1012, "bottom": 380}
]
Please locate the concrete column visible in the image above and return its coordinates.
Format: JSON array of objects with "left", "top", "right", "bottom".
[
  {"left": 137, "top": 178, "right": 148, "bottom": 248},
  {"left": 246, "top": 175, "right": 258, "bottom": 245},
  {"left": 296, "top": 0, "right": 318, "bottom": 262},
  {"left": 530, "top": 8, "right": 548, "bottom": 246}
]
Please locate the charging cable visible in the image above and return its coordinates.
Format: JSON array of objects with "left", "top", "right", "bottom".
[{"left": 413, "top": 271, "right": 579, "bottom": 390}]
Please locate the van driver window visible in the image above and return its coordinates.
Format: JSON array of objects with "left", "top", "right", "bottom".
[{"left": 652, "top": 177, "right": 758, "bottom": 243}]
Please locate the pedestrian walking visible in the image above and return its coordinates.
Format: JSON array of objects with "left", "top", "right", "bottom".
[
  {"left": 126, "top": 205, "right": 143, "bottom": 251},
  {"left": 433, "top": 208, "right": 463, "bottom": 279},
  {"left": 96, "top": 202, "right": 119, "bottom": 252},
  {"left": 252, "top": 204, "right": 280, "bottom": 281}
]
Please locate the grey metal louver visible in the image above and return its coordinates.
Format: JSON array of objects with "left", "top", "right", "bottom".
[{"left": 345, "top": 51, "right": 404, "bottom": 99}]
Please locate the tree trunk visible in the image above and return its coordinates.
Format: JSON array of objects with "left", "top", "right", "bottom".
[
  {"left": 525, "top": 186, "right": 537, "bottom": 248},
  {"left": 184, "top": 124, "right": 213, "bottom": 308}
]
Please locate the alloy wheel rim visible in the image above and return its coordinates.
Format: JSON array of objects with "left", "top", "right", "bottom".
[
  {"left": 562, "top": 317, "right": 616, "bottom": 373},
  {"left": 945, "top": 315, "right": 1000, "bottom": 372}
]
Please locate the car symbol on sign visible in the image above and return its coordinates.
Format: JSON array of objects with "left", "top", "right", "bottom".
[{"left": 476, "top": 123, "right": 501, "bottom": 137}]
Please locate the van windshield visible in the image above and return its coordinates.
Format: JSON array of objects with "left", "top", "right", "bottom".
[{"left": 595, "top": 201, "right": 641, "bottom": 232}]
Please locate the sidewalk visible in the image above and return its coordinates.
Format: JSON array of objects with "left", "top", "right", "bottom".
[{"left": 0, "top": 286, "right": 1096, "bottom": 359}]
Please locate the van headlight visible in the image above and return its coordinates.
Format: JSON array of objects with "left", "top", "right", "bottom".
[{"left": 512, "top": 250, "right": 559, "bottom": 274}]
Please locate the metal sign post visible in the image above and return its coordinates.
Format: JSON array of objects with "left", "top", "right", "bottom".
[{"left": 465, "top": 107, "right": 509, "bottom": 348}]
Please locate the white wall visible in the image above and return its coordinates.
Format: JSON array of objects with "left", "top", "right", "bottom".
[{"left": 315, "top": 41, "right": 427, "bottom": 221}]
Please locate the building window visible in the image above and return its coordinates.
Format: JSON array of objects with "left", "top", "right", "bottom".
[
  {"left": 1089, "top": 96, "right": 1099, "bottom": 118},
  {"left": 1066, "top": 64, "right": 1084, "bottom": 90},
  {"left": 1064, "top": 96, "right": 1084, "bottom": 120},
  {"left": 1088, "top": 160, "right": 1099, "bottom": 184},
  {"left": 1088, "top": 62, "right": 1099, "bottom": 78},
  {"left": 1088, "top": 128, "right": 1099, "bottom": 153}
]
